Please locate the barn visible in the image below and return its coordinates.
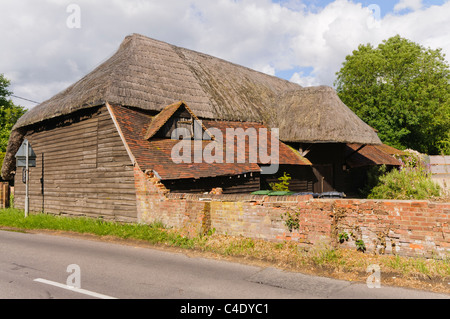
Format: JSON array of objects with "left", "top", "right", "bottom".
[{"left": 1, "top": 33, "right": 394, "bottom": 221}]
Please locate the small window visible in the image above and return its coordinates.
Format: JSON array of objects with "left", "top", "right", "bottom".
[
  {"left": 168, "top": 116, "right": 208, "bottom": 140},
  {"left": 176, "top": 117, "right": 193, "bottom": 138}
]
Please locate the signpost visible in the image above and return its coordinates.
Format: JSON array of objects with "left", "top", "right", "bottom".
[{"left": 15, "top": 139, "right": 36, "bottom": 217}]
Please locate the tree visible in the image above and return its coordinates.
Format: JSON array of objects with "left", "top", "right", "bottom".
[
  {"left": 0, "top": 74, "right": 26, "bottom": 170},
  {"left": 335, "top": 35, "right": 450, "bottom": 155}
]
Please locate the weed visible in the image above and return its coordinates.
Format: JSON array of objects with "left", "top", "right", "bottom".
[
  {"left": 311, "top": 247, "right": 342, "bottom": 266},
  {"left": 221, "top": 238, "right": 256, "bottom": 256},
  {"left": 150, "top": 220, "right": 166, "bottom": 229},
  {"left": 355, "top": 239, "right": 366, "bottom": 252},
  {"left": 282, "top": 210, "right": 300, "bottom": 232},
  {"left": 338, "top": 232, "right": 349, "bottom": 244},
  {"left": 206, "top": 227, "right": 216, "bottom": 237}
]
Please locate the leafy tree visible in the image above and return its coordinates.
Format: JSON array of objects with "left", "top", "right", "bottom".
[
  {"left": 335, "top": 35, "right": 450, "bottom": 155},
  {"left": 0, "top": 74, "right": 26, "bottom": 170}
]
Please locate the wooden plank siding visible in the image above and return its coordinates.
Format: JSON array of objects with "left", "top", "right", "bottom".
[
  {"left": 261, "top": 165, "right": 316, "bottom": 193},
  {"left": 13, "top": 106, "right": 138, "bottom": 222},
  {"left": 162, "top": 173, "right": 261, "bottom": 194}
]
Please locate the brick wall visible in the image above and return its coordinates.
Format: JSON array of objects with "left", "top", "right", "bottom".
[{"left": 134, "top": 167, "right": 450, "bottom": 258}]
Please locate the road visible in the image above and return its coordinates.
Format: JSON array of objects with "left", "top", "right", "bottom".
[{"left": 0, "top": 229, "right": 448, "bottom": 300}]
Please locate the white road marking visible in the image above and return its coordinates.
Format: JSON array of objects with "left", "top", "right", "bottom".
[{"left": 33, "top": 278, "right": 117, "bottom": 299}]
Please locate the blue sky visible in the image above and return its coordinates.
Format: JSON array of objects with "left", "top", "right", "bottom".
[
  {"left": 1, "top": 0, "right": 449, "bottom": 108},
  {"left": 354, "top": 0, "right": 447, "bottom": 14},
  {"left": 274, "top": 0, "right": 447, "bottom": 16}
]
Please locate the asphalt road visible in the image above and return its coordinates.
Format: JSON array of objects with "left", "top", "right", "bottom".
[{"left": 0, "top": 229, "right": 448, "bottom": 300}]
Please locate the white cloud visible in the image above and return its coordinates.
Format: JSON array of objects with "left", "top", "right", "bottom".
[
  {"left": 254, "top": 64, "right": 277, "bottom": 76},
  {"left": 0, "top": 0, "right": 449, "bottom": 110},
  {"left": 290, "top": 72, "right": 320, "bottom": 87},
  {"left": 394, "top": 0, "right": 423, "bottom": 12}
]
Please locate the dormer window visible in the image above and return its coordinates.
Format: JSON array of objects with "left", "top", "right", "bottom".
[{"left": 144, "top": 101, "right": 214, "bottom": 141}]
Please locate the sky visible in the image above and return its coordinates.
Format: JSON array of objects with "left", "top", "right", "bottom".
[{"left": 0, "top": 0, "right": 449, "bottom": 109}]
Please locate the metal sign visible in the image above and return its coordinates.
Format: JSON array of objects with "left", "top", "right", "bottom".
[
  {"left": 15, "top": 139, "right": 36, "bottom": 167},
  {"left": 15, "top": 139, "right": 35, "bottom": 217}
]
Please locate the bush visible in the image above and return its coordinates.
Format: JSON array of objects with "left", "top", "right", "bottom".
[
  {"left": 359, "top": 164, "right": 387, "bottom": 198},
  {"left": 367, "top": 151, "right": 441, "bottom": 200},
  {"left": 0, "top": 151, "right": 5, "bottom": 171},
  {"left": 270, "top": 172, "right": 291, "bottom": 192}
]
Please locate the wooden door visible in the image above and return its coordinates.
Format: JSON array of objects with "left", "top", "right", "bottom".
[{"left": 313, "top": 165, "right": 334, "bottom": 193}]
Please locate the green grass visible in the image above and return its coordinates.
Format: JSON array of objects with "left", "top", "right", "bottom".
[{"left": 0, "top": 208, "right": 195, "bottom": 249}]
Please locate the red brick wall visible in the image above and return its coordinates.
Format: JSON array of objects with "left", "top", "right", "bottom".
[
  {"left": 134, "top": 165, "right": 207, "bottom": 237},
  {"left": 134, "top": 168, "right": 450, "bottom": 258}
]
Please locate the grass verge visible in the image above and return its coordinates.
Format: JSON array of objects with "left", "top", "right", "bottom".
[
  {"left": 1, "top": 208, "right": 449, "bottom": 294},
  {"left": 0, "top": 208, "right": 194, "bottom": 248}
]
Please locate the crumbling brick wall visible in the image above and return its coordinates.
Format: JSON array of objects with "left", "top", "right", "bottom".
[{"left": 135, "top": 168, "right": 450, "bottom": 258}]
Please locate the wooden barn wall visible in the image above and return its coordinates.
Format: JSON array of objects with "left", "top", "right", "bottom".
[
  {"left": 260, "top": 165, "right": 315, "bottom": 193},
  {"left": 289, "top": 143, "right": 347, "bottom": 194},
  {"left": 13, "top": 106, "right": 137, "bottom": 222},
  {"left": 162, "top": 173, "right": 261, "bottom": 194},
  {"left": 163, "top": 165, "right": 316, "bottom": 195}
]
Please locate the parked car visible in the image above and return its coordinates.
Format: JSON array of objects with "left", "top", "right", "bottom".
[{"left": 318, "top": 191, "right": 346, "bottom": 198}]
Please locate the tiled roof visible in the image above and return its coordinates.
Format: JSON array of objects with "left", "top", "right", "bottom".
[
  {"left": 110, "top": 104, "right": 310, "bottom": 180},
  {"left": 346, "top": 144, "right": 403, "bottom": 168},
  {"left": 201, "top": 120, "right": 311, "bottom": 166},
  {"left": 373, "top": 144, "right": 406, "bottom": 156}
]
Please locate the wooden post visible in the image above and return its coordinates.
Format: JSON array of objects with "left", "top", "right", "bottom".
[
  {"left": 0, "top": 183, "right": 3, "bottom": 208},
  {"left": 5, "top": 183, "right": 10, "bottom": 208},
  {"left": 0, "top": 182, "right": 10, "bottom": 209}
]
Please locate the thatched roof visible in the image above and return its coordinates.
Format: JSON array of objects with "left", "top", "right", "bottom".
[
  {"left": 13, "top": 33, "right": 301, "bottom": 129},
  {"left": 2, "top": 33, "right": 381, "bottom": 180},
  {"left": 273, "top": 86, "right": 382, "bottom": 144}
]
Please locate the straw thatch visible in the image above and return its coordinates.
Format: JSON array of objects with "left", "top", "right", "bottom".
[
  {"left": 13, "top": 33, "right": 300, "bottom": 129},
  {"left": 272, "top": 86, "right": 382, "bottom": 144},
  {"left": 2, "top": 33, "right": 381, "bottom": 180}
]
